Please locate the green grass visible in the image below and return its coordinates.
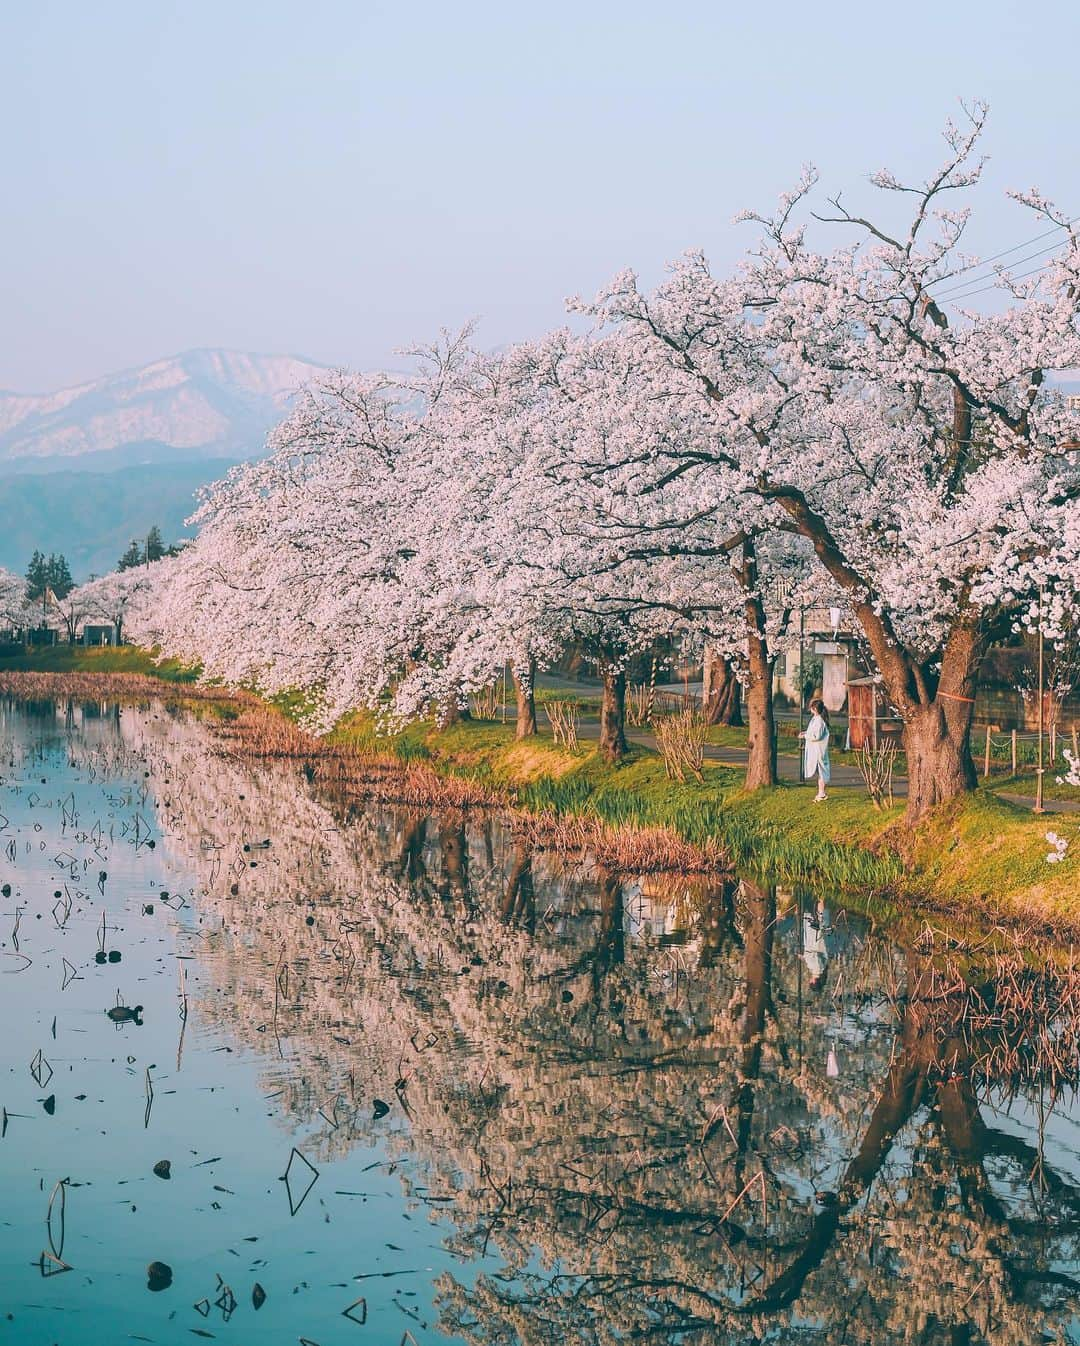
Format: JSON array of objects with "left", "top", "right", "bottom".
[
  {"left": 910, "top": 791, "right": 1080, "bottom": 930},
  {"left": 988, "top": 770, "right": 1080, "bottom": 803},
  {"left": 533, "top": 687, "right": 603, "bottom": 710},
  {"left": 328, "top": 711, "right": 906, "bottom": 894},
  {"left": 0, "top": 643, "right": 201, "bottom": 682},
  {"left": 325, "top": 709, "right": 1080, "bottom": 927}
]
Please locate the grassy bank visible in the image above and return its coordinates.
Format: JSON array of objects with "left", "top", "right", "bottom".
[
  {"left": 1, "top": 648, "right": 1076, "bottom": 932},
  {"left": 326, "top": 709, "right": 1080, "bottom": 931},
  {"left": 0, "top": 643, "right": 201, "bottom": 682}
]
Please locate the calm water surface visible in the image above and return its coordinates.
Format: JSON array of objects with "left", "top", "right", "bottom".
[{"left": 1, "top": 698, "right": 1079, "bottom": 1346}]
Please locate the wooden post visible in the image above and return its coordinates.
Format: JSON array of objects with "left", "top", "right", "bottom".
[
  {"left": 983, "top": 724, "right": 992, "bottom": 779},
  {"left": 1011, "top": 729, "right": 1018, "bottom": 777}
]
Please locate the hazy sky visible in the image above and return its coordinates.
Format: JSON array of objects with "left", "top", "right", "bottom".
[{"left": 3, "top": 0, "right": 1079, "bottom": 391}]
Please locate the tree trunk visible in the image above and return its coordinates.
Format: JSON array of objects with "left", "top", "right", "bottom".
[
  {"left": 512, "top": 660, "right": 537, "bottom": 739},
  {"left": 736, "top": 539, "right": 777, "bottom": 789},
  {"left": 898, "top": 625, "right": 981, "bottom": 822},
  {"left": 743, "top": 625, "right": 777, "bottom": 789},
  {"left": 902, "top": 703, "right": 977, "bottom": 820},
  {"left": 599, "top": 665, "right": 628, "bottom": 764},
  {"left": 436, "top": 695, "right": 471, "bottom": 730},
  {"left": 702, "top": 645, "right": 742, "bottom": 726}
]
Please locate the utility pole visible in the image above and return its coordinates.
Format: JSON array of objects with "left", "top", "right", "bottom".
[{"left": 1034, "top": 586, "right": 1046, "bottom": 814}]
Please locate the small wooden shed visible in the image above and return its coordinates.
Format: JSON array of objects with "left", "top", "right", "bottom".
[
  {"left": 846, "top": 676, "right": 903, "bottom": 750},
  {"left": 82, "top": 623, "right": 118, "bottom": 647}
]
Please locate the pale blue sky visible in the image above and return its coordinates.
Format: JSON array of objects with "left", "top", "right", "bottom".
[{"left": 3, "top": 0, "right": 1078, "bottom": 391}]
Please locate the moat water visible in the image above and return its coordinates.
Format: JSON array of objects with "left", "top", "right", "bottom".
[{"left": 1, "top": 697, "right": 1078, "bottom": 1345}]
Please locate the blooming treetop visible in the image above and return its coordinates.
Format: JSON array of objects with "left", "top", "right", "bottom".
[
  {"left": 150, "top": 331, "right": 777, "bottom": 741},
  {"left": 138, "top": 107, "right": 1078, "bottom": 815}
]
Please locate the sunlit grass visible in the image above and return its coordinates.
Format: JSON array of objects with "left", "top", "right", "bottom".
[{"left": 0, "top": 643, "right": 201, "bottom": 682}]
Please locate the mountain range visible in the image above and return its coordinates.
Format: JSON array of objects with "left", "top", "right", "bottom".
[{"left": 0, "top": 349, "right": 324, "bottom": 577}]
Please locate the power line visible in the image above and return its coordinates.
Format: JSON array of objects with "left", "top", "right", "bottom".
[
  {"left": 941, "top": 258, "right": 1062, "bottom": 304},
  {"left": 932, "top": 236, "right": 1073, "bottom": 299},
  {"left": 922, "top": 217, "right": 1076, "bottom": 293}
]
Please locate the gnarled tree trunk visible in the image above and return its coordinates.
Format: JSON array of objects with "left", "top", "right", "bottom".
[
  {"left": 897, "top": 624, "right": 982, "bottom": 822},
  {"left": 512, "top": 659, "right": 537, "bottom": 739},
  {"left": 702, "top": 644, "right": 742, "bottom": 726},
  {"left": 599, "top": 664, "right": 628, "bottom": 764},
  {"left": 902, "top": 703, "right": 977, "bottom": 819},
  {"left": 767, "top": 432, "right": 985, "bottom": 823}
]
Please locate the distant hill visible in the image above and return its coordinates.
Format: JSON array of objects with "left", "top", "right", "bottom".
[
  {"left": 0, "top": 348, "right": 326, "bottom": 578},
  {"left": 0, "top": 348, "right": 324, "bottom": 470},
  {"left": 0, "top": 459, "right": 239, "bottom": 578}
]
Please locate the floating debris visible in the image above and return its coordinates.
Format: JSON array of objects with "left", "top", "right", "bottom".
[
  {"left": 146, "top": 1260, "right": 173, "bottom": 1292},
  {"left": 282, "top": 1147, "right": 320, "bottom": 1216}
]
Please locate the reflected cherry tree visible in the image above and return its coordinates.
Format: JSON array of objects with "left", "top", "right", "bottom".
[{"left": 100, "top": 706, "right": 1080, "bottom": 1346}]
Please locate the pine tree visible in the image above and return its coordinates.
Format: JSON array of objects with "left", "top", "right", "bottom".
[
  {"left": 24, "top": 550, "right": 47, "bottom": 602},
  {"left": 146, "top": 525, "right": 165, "bottom": 563},
  {"left": 118, "top": 539, "right": 143, "bottom": 571},
  {"left": 46, "top": 554, "right": 74, "bottom": 600}
]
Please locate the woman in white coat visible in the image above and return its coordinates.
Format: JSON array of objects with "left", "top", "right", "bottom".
[{"left": 800, "top": 698, "right": 831, "bottom": 802}]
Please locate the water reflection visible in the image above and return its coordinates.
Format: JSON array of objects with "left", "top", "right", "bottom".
[{"left": 2, "top": 696, "right": 1079, "bottom": 1346}]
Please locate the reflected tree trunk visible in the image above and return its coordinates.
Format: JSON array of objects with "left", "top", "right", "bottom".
[
  {"left": 696, "top": 879, "right": 741, "bottom": 969},
  {"left": 592, "top": 871, "right": 625, "bottom": 988},
  {"left": 438, "top": 817, "right": 468, "bottom": 900},
  {"left": 500, "top": 841, "right": 535, "bottom": 932},
  {"left": 734, "top": 879, "right": 776, "bottom": 1171},
  {"left": 398, "top": 813, "right": 428, "bottom": 882}
]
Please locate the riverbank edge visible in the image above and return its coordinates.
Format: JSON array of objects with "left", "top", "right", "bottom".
[
  {"left": 322, "top": 709, "right": 1079, "bottom": 939},
  {"left": 0, "top": 657, "right": 1076, "bottom": 938}
]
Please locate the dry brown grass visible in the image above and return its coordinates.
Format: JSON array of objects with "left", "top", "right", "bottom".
[
  {"left": 517, "top": 812, "right": 728, "bottom": 874},
  {"left": 214, "top": 706, "right": 319, "bottom": 757},
  {"left": 0, "top": 669, "right": 247, "bottom": 705},
  {"left": 653, "top": 710, "right": 707, "bottom": 782},
  {"left": 1, "top": 669, "right": 729, "bottom": 874},
  {"left": 216, "top": 705, "right": 506, "bottom": 809}
]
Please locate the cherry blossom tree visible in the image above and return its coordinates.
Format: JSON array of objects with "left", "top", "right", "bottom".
[
  {"left": 573, "top": 104, "right": 1080, "bottom": 817},
  {"left": 73, "top": 566, "right": 156, "bottom": 644},
  {"left": 0, "top": 567, "right": 28, "bottom": 632},
  {"left": 487, "top": 328, "right": 838, "bottom": 782}
]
